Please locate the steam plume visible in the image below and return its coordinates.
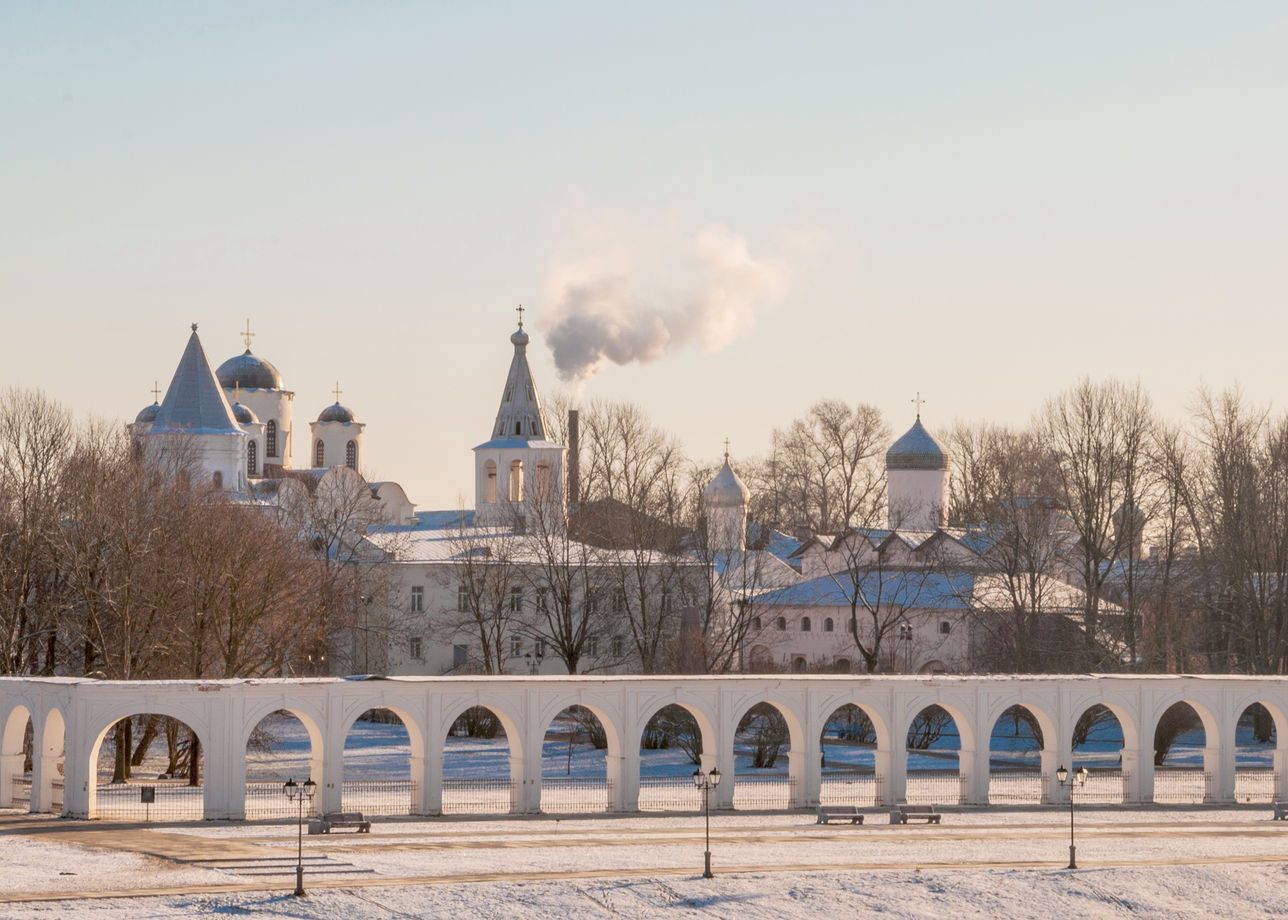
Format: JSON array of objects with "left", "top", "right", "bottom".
[{"left": 542, "top": 224, "right": 788, "bottom": 382}]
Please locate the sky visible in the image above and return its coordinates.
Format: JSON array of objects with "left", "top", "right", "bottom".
[{"left": 2, "top": 2, "right": 1286, "bottom": 509}]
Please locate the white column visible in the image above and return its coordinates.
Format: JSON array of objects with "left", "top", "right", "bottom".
[
  {"left": 0, "top": 753, "right": 20, "bottom": 809},
  {"left": 1208, "top": 719, "right": 1233, "bottom": 804},
  {"left": 962, "top": 745, "right": 990, "bottom": 805},
  {"left": 608, "top": 747, "right": 636, "bottom": 812}
]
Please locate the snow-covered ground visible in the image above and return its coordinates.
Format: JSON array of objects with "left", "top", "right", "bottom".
[{"left": 2, "top": 807, "right": 1288, "bottom": 918}]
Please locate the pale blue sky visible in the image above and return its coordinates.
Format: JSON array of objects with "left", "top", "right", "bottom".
[{"left": 3, "top": 3, "right": 1285, "bottom": 508}]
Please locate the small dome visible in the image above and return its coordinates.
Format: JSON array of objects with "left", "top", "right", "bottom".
[
  {"left": 231, "top": 402, "right": 259, "bottom": 424},
  {"left": 135, "top": 402, "right": 160, "bottom": 425},
  {"left": 215, "top": 349, "right": 283, "bottom": 390},
  {"left": 703, "top": 457, "right": 750, "bottom": 507},
  {"left": 886, "top": 419, "right": 950, "bottom": 471},
  {"left": 511, "top": 326, "right": 530, "bottom": 347},
  {"left": 318, "top": 403, "right": 355, "bottom": 423}
]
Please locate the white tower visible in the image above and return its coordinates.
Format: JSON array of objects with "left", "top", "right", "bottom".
[
  {"left": 309, "top": 384, "right": 365, "bottom": 472},
  {"left": 885, "top": 414, "right": 951, "bottom": 530},
  {"left": 215, "top": 321, "right": 296, "bottom": 472},
  {"left": 703, "top": 447, "right": 750, "bottom": 554},
  {"left": 141, "top": 325, "right": 248, "bottom": 492},
  {"left": 474, "top": 313, "right": 565, "bottom": 529}
]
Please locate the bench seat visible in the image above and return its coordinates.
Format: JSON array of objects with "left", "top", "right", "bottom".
[
  {"left": 816, "top": 805, "right": 864, "bottom": 825},
  {"left": 321, "top": 811, "right": 371, "bottom": 833},
  {"left": 892, "top": 804, "right": 941, "bottom": 825}
]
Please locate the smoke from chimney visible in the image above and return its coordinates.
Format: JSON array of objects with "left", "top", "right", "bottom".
[{"left": 542, "top": 224, "right": 788, "bottom": 382}]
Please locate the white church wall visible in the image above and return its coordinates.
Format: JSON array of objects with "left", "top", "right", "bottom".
[{"left": 887, "top": 468, "right": 949, "bottom": 530}]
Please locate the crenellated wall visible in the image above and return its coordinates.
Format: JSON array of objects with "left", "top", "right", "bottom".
[{"left": 2, "top": 674, "right": 1285, "bottom": 819}]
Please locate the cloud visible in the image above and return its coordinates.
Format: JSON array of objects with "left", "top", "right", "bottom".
[{"left": 541, "top": 222, "right": 789, "bottom": 382}]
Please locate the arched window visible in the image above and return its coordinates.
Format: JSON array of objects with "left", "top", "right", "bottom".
[
  {"left": 775, "top": 617, "right": 787, "bottom": 631},
  {"left": 792, "top": 657, "right": 807, "bottom": 672},
  {"left": 834, "top": 658, "right": 851, "bottom": 672},
  {"left": 939, "top": 620, "right": 951, "bottom": 635},
  {"left": 345, "top": 440, "right": 357, "bottom": 469},
  {"left": 801, "top": 617, "right": 812, "bottom": 632},
  {"left": 265, "top": 420, "right": 277, "bottom": 458},
  {"left": 536, "top": 461, "right": 552, "bottom": 500},
  {"left": 315, "top": 440, "right": 325, "bottom": 468},
  {"left": 509, "top": 459, "right": 523, "bottom": 502},
  {"left": 483, "top": 460, "right": 497, "bottom": 502},
  {"left": 247, "top": 440, "right": 257, "bottom": 477},
  {"left": 823, "top": 617, "right": 834, "bottom": 632},
  {"left": 751, "top": 616, "right": 762, "bottom": 631}
]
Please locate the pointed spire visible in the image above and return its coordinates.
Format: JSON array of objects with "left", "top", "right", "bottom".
[
  {"left": 485, "top": 315, "right": 550, "bottom": 443},
  {"left": 151, "top": 327, "right": 241, "bottom": 433}
]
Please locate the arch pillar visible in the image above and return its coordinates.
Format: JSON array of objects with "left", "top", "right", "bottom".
[
  {"left": 418, "top": 694, "right": 443, "bottom": 815},
  {"left": 608, "top": 746, "right": 636, "bottom": 812},
  {"left": 205, "top": 698, "right": 242, "bottom": 819},
  {"left": 1123, "top": 736, "right": 1152, "bottom": 804},
  {"left": 517, "top": 690, "right": 544, "bottom": 814},
  {"left": 319, "top": 711, "right": 345, "bottom": 816},
  {"left": 0, "top": 752, "right": 21, "bottom": 808},
  {"left": 962, "top": 744, "right": 989, "bottom": 805},
  {"left": 1212, "top": 708, "right": 1237, "bottom": 805},
  {"left": 30, "top": 708, "right": 64, "bottom": 814},
  {"left": 793, "top": 698, "right": 820, "bottom": 808}
]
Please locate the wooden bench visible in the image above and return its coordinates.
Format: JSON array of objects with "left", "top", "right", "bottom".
[
  {"left": 321, "top": 811, "right": 371, "bottom": 833},
  {"left": 892, "top": 804, "right": 941, "bottom": 824},
  {"left": 1273, "top": 802, "right": 1288, "bottom": 821},
  {"left": 816, "top": 805, "right": 865, "bottom": 825}
]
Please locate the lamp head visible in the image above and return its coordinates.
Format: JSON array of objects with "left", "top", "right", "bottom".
[
  {"left": 1056, "top": 765, "right": 1068, "bottom": 784},
  {"left": 303, "top": 778, "right": 317, "bottom": 797},
  {"left": 710, "top": 767, "right": 721, "bottom": 787},
  {"left": 283, "top": 778, "right": 298, "bottom": 798},
  {"left": 692, "top": 768, "right": 703, "bottom": 788},
  {"left": 1076, "top": 766, "right": 1089, "bottom": 785}
]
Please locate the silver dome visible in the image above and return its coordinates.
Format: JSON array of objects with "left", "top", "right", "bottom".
[{"left": 215, "top": 349, "right": 283, "bottom": 390}]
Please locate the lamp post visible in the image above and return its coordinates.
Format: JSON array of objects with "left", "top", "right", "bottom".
[
  {"left": 1056, "top": 764, "right": 1088, "bottom": 869},
  {"left": 283, "top": 777, "right": 317, "bottom": 896},
  {"left": 899, "top": 622, "right": 913, "bottom": 672},
  {"left": 692, "top": 766, "right": 721, "bottom": 878}
]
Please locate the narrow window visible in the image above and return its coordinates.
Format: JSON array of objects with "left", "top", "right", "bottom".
[
  {"left": 410, "top": 586, "right": 424, "bottom": 612},
  {"left": 536, "top": 461, "right": 552, "bottom": 500},
  {"left": 801, "top": 616, "right": 812, "bottom": 632},
  {"left": 212, "top": 471, "right": 222, "bottom": 489},
  {"left": 483, "top": 460, "right": 497, "bottom": 502},
  {"left": 265, "top": 419, "right": 278, "bottom": 458},
  {"left": 509, "top": 459, "right": 523, "bottom": 501},
  {"left": 247, "top": 440, "right": 257, "bottom": 477},
  {"left": 751, "top": 616, "right": 762, "bottom": 631},
  {"left": 510, "top": 635, "right": 522, "bottom": 658},
  {"left": 824, "top": 617, "right": 834, "bottom": 632},
  {"left": 939, "top": 620, "right": 951, "bottom": 635},
  {"left": 345, "top": 440, "right": 357, "bottom": 469},
  {"left": 409, "top": 637, "right": 422, "bottom": 660},
  {"left": 452, "top": 645, "right": 467, "bottom": 668},
  {"left": 510, "top": 587, "right": 523, "bottom": 612},
  {"left": 534, "top": 638, "right": 545, "bottom": 658},
  {"left": 612, "top": 590, "right": 625, "bottom": 613},
  {"left": 775, "top": 617, "right": 787, "bottom": 631},
  {"left": 611, "top": 635, "right": 624, "bottom": 658},
  {"left": 315, "top": 440, "right": 325, "bottom": 468},
  {"left": 536, "top": 588, "right": 548, "bottom": 613},
  {"left": 457, "top": 585, "right": 470, "bottom": 612},
  {"left": 586, "top": 636, "right": 598, "bottom": 656}
]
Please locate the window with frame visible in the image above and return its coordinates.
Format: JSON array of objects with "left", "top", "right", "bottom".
[
  {"left": 586, "top": 636, "right": 598, "bottom": 656},
  {"left": 775, "top": 617, "right": 787, "bottom": 631},
  {"left": 611, "top": 635, "right": 624, "bottom": 658},
  {"left": 315, "top": 440, "right": 325, "bottom": 468},
  {"left": 457, "top": 584, "right": 471, "bottom": 612},
  {"left": 510, "top": 635, "right": 522, "bottom": 657},
  {"left": 939, "top": 620, "right": 951, "bottom": 635},
  {"left": 534, "top": 638, "right": 545, "bottom": 658},
  {"left": 801, "top": 617, "right": 812, "bottom": 632},
  {"left": 536, "top": 588, "right": 548, "bottom": 614},
  {"left": 823, "top": 617, "right": 834, "bottom": 632},
  {"left": 612, "top": 590, "right": 625, "bottom": 613},
  {"left": 247, "top": 440, "right": 257, "bottom": 477},
  {"left": 410, "top": 586, "right": 423, "bottom": 612},
  {"left": 265, "top": 419, "right": 277, "bottom": 458},
  {"left": 751, "top": 616, "right": 762, "bottom": 631},
  {"left": 409, "top": 637, "right": 422, "bottom": 660},
  {"left": 510, "top": 587, "right": 524, "bottom": 613},
  {"left": 345, "top": 440, "right": 357, "bottom": 469}
]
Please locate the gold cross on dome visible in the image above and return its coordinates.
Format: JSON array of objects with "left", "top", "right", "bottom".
[
  {"left": 912, "top": 392, "right": 926, "bottom": 419},
  {"left": 241, "top": 318, "right": 255, "bottom": 349},
  {"left": 333, "top": 382, "right": 343, "bottom": 403},
  {"left": 516, "top": 304, "right": 525, "bottom": 329}
]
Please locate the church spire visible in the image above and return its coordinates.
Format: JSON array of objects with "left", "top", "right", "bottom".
[{"left": 487, "top": 315, "right": 551, "bottom": 443}]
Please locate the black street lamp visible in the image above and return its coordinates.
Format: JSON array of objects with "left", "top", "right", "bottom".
[
  {"left": 692, "top": 766, "right": 722, "bottom": 879},
  {"left": 1056, "top": 764, "right": 1088, "bottom": 869},
  {"left": 283, "top": 777, "right": 318, "bottom": 896}
]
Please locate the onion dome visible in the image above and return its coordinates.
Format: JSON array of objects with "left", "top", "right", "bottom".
[
  {"left": 886, "top": 418, "right": 950, "bottom": 471},
  {"left": 215, "top": 349, "right": 283, "bottom": 390},
  {"left": 230, "top": 401, "right": 259, "bottom": 424},
  {"left": 135, "top": 402, "right": 160, "bottom": 425},
  {"left": 318, "top": 403, "right": 355, "bottom": 423},
  {"left": 703, "top": 456, "right": 750, "bottom": 507}
]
